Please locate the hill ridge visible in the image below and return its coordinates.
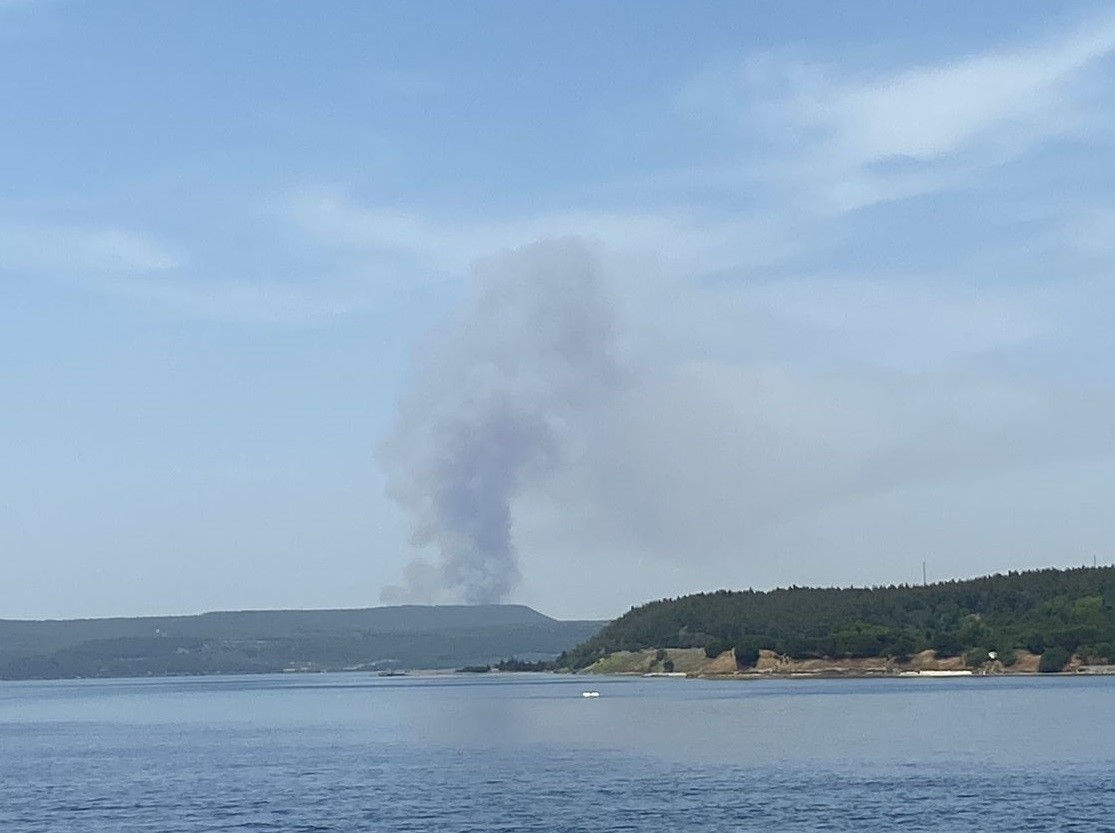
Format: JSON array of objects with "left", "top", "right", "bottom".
[
  {"left": 560, "top": 565, "right": 1115, "bottom": 673},
  {"left": 0, "top": 604, "right": 603, "bottom": 680}
]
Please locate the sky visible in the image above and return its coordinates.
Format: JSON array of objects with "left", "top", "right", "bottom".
[{"left": 4, "top": 1, "right": 1115, "bottom": 620}]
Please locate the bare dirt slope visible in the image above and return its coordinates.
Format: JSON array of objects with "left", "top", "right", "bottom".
[{"left": 584, "top": 647, "right": 1069, "bottom": 677}]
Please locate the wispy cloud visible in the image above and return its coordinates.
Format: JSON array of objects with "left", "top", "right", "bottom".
[
  {"left": 0, "top": 220, "right": 369, "bottom": 325},
  {"left": 680, "top": 14, "right": 1115, "bottom": 210},
  {"left": 743, "top": 275, "right": 1053, "bottom": 371},
  {"left": 290, "top": 191, "right": 793, "bottom": 280},
  {"left": 92, "top": 274, "right": 366, "bottom": 326},
  {"left": 290, "top": 14, "right": 1115, "bottom": 304},
  {"left": 808, "top": 21, "right": 1115, "bottom": 164},
  {"left": 0, "top": 223, "right": 178, "bottom": 274}
]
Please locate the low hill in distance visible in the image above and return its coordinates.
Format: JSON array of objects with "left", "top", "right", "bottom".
[
  {"left": 560, "top": 566, "right": 1115, "bottom": 675},
  {"left": 0, "top": 605, "right": 604, "bottom": 680}
]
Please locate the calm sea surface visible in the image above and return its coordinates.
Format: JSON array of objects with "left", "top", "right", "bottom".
[{"left": 1, "top": 673, "right": 1113, "bottom": 832}]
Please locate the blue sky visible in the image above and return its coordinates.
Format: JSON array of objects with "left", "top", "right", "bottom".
[{"left": 4, "top": 1, "right": 1115, "bottom": 619}]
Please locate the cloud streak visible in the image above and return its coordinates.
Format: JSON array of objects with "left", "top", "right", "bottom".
[
  {"left": 0, "top": 223, "right": 178, "bottom": 275},
  {"left": 680, "top": 13, "right": 1115, "bottom": 210},
  {"left": 290, "top": 191, "right": 788, "bottom": 279}
]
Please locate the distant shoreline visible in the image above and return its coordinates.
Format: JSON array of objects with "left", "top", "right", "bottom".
[
  {"left": 572, "top": 646, "right": 1115, "bottom": 680},
  {"left": 7, "top": 665, "right": 1115, "bottom": 685}
]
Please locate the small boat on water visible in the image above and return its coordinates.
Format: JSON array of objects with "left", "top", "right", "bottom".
[
  {"left": 898, "top": 669, "right": 972, "bottom": 677},
  {"left": 581, "top": 691, "right": 600, "bottom": 698}
]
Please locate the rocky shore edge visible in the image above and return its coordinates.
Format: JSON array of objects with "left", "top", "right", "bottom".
[{"left": 581, "top": 647, "right": 1115, "bottom": 678}]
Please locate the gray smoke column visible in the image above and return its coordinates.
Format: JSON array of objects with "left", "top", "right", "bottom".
[{"left": 379, "top": 238, "right": 620, "bottom": 604}]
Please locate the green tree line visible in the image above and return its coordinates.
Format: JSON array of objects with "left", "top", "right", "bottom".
[{"left": 559, "top": 566, "right": 1115, "bottom": 673}]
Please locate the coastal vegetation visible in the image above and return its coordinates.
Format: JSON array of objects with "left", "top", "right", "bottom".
[
  {"left": 495, "top": 657, "right": 556, "bottom": 672},
  {"left": 0, "top": 606, "right": 603, "bottom": 680},
  {"left": 559, "top": 566, "right": 1115, "bottom": 672}
]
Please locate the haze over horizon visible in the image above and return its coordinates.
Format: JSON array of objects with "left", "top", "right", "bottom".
[{"left": 5, "top": 2, "right": 1115, "bottom": 621}]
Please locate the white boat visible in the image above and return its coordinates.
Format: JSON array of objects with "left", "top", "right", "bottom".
[
  {"left": 899, "top": 669, "right": 973, "bottom": 677},
  {"left": 580, "top": 690, "right": 601, "bottom": 697}
]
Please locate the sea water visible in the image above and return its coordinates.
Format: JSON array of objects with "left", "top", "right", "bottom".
[{"left": 1, "top": 673, "right": 1112, "bottom": 831}]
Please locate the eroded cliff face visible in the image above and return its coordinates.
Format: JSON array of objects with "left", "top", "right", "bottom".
[{"left": 583, "top": 647, "right": 1075, "bottom": 677}]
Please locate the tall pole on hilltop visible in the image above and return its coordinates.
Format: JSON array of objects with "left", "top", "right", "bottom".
[{"left": 922, "top": 561, "right": 927, "bottom": 587}]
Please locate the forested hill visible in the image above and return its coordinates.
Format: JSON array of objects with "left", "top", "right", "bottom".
[
  {"left": 0, "top": 605, "right": 604, "bottom": 680},
  {"left": 0, "top": 604, "right": 554, "bottom": 658},
  {"left": 560, "top": 567, "right": 1115, "bottom": 670}
]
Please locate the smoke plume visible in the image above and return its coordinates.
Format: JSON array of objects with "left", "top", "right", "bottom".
[{"left": 379, "top": 238, "right": 620, "bottom": 604}]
